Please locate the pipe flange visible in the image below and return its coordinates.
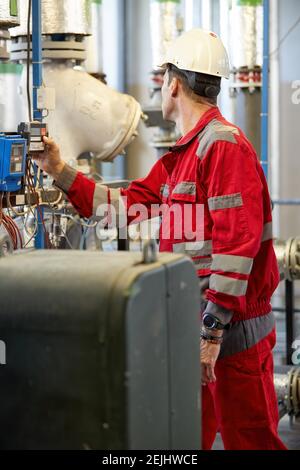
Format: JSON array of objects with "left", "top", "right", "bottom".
[
  {"left": 287, "top": 367, "right": 300, "bottom": 416},
  {"left": 10, "top": 39, "right": 87, "bottom": 62},
  {"left": 274, "top": 237, "right": 300, "bottom": 281},
  {"left": 287, "top": 237, "right": 300, "bottom": 281}
]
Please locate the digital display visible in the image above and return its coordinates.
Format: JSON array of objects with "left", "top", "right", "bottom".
[
  {"left": 31, "top": 127, "right": 41, "bottom": 137},
  {"left": 10, "top": 144, "right": 24, "bottom": 174}
]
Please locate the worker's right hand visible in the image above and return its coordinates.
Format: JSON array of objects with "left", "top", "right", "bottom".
[
  {"left": 200, "top": 339, "right": 220, "bottom": 385},
  {"left": 33, "top": 136, "right": 65, "bottom": 180}
]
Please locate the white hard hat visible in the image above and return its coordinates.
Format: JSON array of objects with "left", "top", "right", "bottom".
[{"left": 158, "top": 28, "right": 230, "bottom": 79}]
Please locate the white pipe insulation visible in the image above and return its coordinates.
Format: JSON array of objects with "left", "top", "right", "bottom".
[
  {"left": 84, "top": 0, "right": 103, "bottom": 75},
  {"left": 17, "top": 63, "right": 141, "bottom": 165},
  {"left": 150, "top": 0, "right": 182, "bottom": 70},
  {"left": 43, "top": 64, "right": 141, "bottom": 164},
  {"left": 229, "top": 0, "right": 263, "bottom": 70}
]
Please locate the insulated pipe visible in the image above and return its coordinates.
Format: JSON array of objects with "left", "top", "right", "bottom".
[
  {"left": 229, "top": 0, "right": 263, "bottom": 70},
  {"left": 0, "top": 0, "right": 20, "bottom": 27},
  {"left": 0, "top": 63, "right": 23, "bottom": 131},
  {"left": 85, "top": 0, "right": 103, "bottom": 75},
  {"left": 150, "top": 0, "right": 182, "bottom": 70},
  {"left": 10, "top": 0, "right": 91, "bottom": 37},
  {"left": 19, "top": 63, "right": 141, "bottom": 165}
]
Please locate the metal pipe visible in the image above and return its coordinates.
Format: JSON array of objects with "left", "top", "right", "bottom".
[
  {"left": 273, "top": 307, "right": 300, "bottom": 314},
  {"left": 261, "top": 0, "right": 269, "bottom": 179},
  {"left": 32, "top": 0, "right": 45, "bottom": 249},
  {"left": 274, "top": 367, "right": 300, "bottom": 419},
  {"left": 32, "top": 0, "right": 42, "bottom": 122},
  {"left": 285, "top": 280, "right": 295, "bottom": 365},
  {"left": 272, "top": 199, "right": 300, "bottom": 206},
  {"left": 269, "top": 0, "right": 280, "bottom": 236}
]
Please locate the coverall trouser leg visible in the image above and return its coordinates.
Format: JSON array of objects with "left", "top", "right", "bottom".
[{"left": 202, "top": 328, "right": 288, "bottom": 450}]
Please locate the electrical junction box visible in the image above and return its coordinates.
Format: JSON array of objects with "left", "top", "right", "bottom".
[{"left": 0, "top": 134, "right": 27, "bottom": 192}]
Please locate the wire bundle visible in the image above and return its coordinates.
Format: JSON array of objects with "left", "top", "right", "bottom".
[
  {"left": 25, "top": 158, "right": 51, "bottom": 248},
  {"left": 0, "top": 194, "right": 23, "bottom": 250}
]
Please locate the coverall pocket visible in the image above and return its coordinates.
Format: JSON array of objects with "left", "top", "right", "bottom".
[{"left": 211, "top": 205, "right": 250, "bottom": 249}]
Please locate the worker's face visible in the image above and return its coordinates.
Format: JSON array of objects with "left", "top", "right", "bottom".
[{"left": 161, "top": 70, "right": 174, "bottom": 121}]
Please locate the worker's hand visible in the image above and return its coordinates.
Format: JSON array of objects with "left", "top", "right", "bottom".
[
  {"left": 33, "top": 136, "right": 65, "bottom": 180},
  {"left": 200, "top": 339, "right": 220, "bottom": 385}
]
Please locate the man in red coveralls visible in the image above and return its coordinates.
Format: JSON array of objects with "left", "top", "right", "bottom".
[{"left": 34, "top": 29, "right": 287, "bottom": 450}]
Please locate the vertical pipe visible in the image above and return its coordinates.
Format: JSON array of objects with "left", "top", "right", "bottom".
[
  {"left": 285, "top": 280, "right": 294, "bottom": 365},
  {"left": 32, "top": 0, "right": 45, "bottom": 249},
  {"left": 32, "top": 0, "right": 42, "bottom": 122},
  {"left": 185, "top": 0, "right": 202, "bottom": 30},
  {"left": 201, "top": 0, "right": 212, "bottom": 30},
  {"left": 261, "top": 0, "right": 269, "bottom": 179},
  {"left": 269, "top": 0, "right": 280, "bottom": 237}
]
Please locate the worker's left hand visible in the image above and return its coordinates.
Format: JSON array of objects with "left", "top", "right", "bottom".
[
  {"left": 200, "top": 339, "right": 221, "bottom": 385},
  {"left": 33, "top": 136, "right": 65, "bottom": 180}
]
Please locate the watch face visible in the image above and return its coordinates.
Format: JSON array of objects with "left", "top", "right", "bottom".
[{"left": 203, "top": 314, "right": 216, "bottom": 329}]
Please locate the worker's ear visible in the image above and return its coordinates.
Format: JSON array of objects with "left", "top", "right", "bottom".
[{"left": 169, "top": 77, "right": 179, "bottom": 97}]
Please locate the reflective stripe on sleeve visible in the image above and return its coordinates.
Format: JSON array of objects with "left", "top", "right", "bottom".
[
  {"left": 93, "top": 184, "right": 108, "bottom": 216},
  {"left": 210, "top": 274, "right": 248, "bottom": 297},
  {"left": 208, "top": 192, "right": 243, "bottom": 211},
  {"left": 211, "top": 254, "right": 253, "bottom": 275},
  {"left": 193, "top": 256, "right": 212, "bottom": 270},
  {"left": 173, "top": 240, "right": 212, "bottom": 257},
  {"left": 261, "top": 221, "right": 273, "bottom": 242}
]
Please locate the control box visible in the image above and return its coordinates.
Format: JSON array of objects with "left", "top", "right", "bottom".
[
  {"left": 0, "top": 134, "right": 27, "bottom": 192},
  {"left": 18, "top": 122, "right": 48, "bottom": 153}
]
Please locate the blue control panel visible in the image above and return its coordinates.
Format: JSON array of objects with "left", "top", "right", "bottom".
[{"left": 0, "top": 134, "right": 27, "bottom": 192}]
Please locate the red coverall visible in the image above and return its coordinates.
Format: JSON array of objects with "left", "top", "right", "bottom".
[{"left": 55, "top": 107, "right": 287, "bottom": 450}]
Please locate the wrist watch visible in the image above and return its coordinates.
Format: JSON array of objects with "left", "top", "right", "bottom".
[{"left": 202, "top": 313, "right": 228, "bottom": 330}]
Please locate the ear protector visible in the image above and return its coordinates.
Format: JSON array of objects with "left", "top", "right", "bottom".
[{"left": 186, "top": 72, "right": 221, "bottom": 98}]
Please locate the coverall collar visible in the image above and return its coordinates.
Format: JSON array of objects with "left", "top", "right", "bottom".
[{"left": 169, "top": 106, "right": 222, "bottom": 152}]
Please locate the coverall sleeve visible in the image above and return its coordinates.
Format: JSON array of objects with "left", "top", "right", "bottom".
[
  {"left": 55, "top": 160, "right": 165, "bottom": 222},
  {"left": 200, "top": 140, "right": 264, "bottom": 316}
]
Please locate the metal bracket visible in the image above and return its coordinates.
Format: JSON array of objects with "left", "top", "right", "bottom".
[{"left": 142, "top": 239, "right": 158, "bottom": 264}]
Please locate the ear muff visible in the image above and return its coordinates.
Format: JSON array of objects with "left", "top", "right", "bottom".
[
  {"left": 186, "top": 71, "right": 221, "bottom": 98},
  {"left": 203, "top": 84, "right": 221, "bottom": 98}
]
